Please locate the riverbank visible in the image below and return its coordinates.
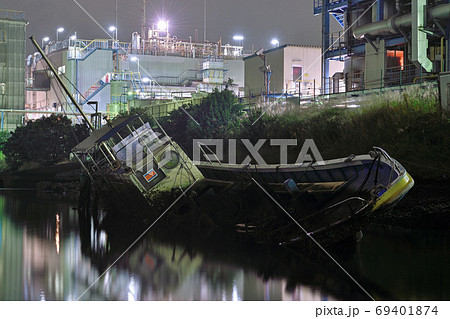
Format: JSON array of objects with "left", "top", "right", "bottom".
[
  {"left": 1, "top": 87, "right": 448, "bottom": 232},
  {"left": 374, "top": 178, "right": 450, "bottom": 229}
]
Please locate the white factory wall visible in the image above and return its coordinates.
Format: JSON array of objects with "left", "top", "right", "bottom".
[
  {"left": 26, "top": 48, "right": 245, "bottom": 116},
  {"left": 282, "top": 46, "right": 322, "bottom": 95},
  {"left": 245, "top": 45, "right": 344, "bottom": 97}
]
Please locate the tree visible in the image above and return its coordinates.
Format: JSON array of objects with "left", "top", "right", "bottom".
[
  {"left": 3, "top": 115, "right": 90, "bottom": 171},
  {"left": 164, "top": 89, "right": 243, "bottom": 150}
]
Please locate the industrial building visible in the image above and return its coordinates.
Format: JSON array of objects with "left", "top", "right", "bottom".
[
  {"left": 244, "top": 44, "right": 343, "bottom": 99},
  {"left": 26, "top": 29, "right": 244, "bottom": 119},
  {"left": 0, "top": 9, "right": 26, "bottom": 131},
  {"left": 316, "top": 0, "right": 450, "bottom": 94}
]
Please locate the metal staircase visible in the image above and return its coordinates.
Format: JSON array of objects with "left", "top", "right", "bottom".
[
  {"left": 80, "top": 75, "right": 111, "bottom": 105},
  {"left": 331, "top": 12, "right": 345, "bottom": 28}
]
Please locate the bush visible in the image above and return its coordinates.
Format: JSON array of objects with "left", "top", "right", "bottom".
[
  {"left": 162, "top": 89, "right": 243, "bottom": 151},
  {"left": 3, "top": 115, "right": 90, "bottom": 171},
  {"left": 0, "top": 131, "right": 10, "bottom": 171}
]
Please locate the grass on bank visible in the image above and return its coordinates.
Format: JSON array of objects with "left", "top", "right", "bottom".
[
  {"left": 242, "top": 86, "right": 449, "bottom": 179},
  {"left": 160, "top": 86, "right": 448, "bottom": 180}
]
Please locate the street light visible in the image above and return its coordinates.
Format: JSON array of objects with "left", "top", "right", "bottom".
[
  {"left": 271, "top": 38, "right": 279, "bottom": 47},
  {"left": 233, "top": 35, "right": 244, "bottom": 55},
  {"left": 56, "top": 27, "right": 64, "bottom": 42},
  {"left": 157, "top": 20, "right": 168, "bottom": 31},
  {"left": 157, "top": 19, "right": 169, "bottom": 37},
  {"left": 109, "top": 26, "right": 117, "bottom": 41},
  {"left": 42, "top": 36, "right": 49, "bottom": 48}
]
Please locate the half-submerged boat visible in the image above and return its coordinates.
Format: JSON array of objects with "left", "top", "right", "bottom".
[
  {"left": 71, "top": 110, "right": 413, "bottom": 246},
  {"left": 72, "top": 119, "right": 413, "bottom": 247},
  {"left": 196, "top": 147, "right": 414, "bottom": 246},
  {"left": 29, "top": 36, "right": 414, "bottom": 248}
]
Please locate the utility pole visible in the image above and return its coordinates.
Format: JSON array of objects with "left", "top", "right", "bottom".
[
  {"left": 116, "top": 0, "right": 118, "bottom": 41},
  {"left": 141, "top": 0, "right": 147, "bottom": 40},
  {"left": 203, "top": 0, "right": 207, "bottom": 42}
]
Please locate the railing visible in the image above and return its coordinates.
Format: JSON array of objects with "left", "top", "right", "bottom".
[
  {"left": 0, "top": 9, "right": 25, "bottom": 20},
  {"left": 58, "top": 37, "right": 243, "bottom": 60},
  {"left": 314, "top": 0, "right": 348, "bottom": 13},
  {"left": 329, "top": 31, "right": 346, "bottom": 52},
  {"left": 152, "top": 69, "right": 201, "bottom": 86},
  {"left": 318, "top": 64, "right": 438, "bottom": 98}
]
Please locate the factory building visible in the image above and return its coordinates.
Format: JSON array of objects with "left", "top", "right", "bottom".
[
  {"left": 316, "top": 0, "right": 450, "bottom": 93},
  {"left": 244, "top": 44, "right": 343, "bottom": 99},
  {"left": 0, "top": 9, "right": 26, "bottom": 131},
  {"left": 26, "top": 29, "right": 244, "bottom": 119}
]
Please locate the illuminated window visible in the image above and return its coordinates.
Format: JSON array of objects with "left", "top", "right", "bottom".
[{"left": 387, "top": 50, "right": 404, "bottom": 70}]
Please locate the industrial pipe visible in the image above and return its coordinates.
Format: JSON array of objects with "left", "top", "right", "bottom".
[{"left": 353, "top": 3, "right": 450, "bottom": 39}]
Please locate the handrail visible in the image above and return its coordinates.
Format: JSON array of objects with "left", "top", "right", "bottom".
[
  {"left": 0, "top": 9, "right": 25, "bottom": 20},
  {"left": 413, "top": 74, "right": 438, "bottom": 84}
]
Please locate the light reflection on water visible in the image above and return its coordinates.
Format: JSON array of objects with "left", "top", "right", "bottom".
[
  {"left": 0, "top": 192, "right": 334, "bottom": 301},
  {"left": 1, "top": 191, "right": 449, "bottom": 301}
]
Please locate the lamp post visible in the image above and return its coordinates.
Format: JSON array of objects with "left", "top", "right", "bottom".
[
  {"left": 157, "top": 20, "right": 169, "bottom": 35},
  {"left": 42, "top": 37, "right": 49, "bottom": 48},
  {"left": 70, "top": 34, "right": 77, "bottom": 43},
  {"left": 142, "top": 77, "right": 151, "bottom": 97},
  {"left": 233, "top": 35, "right": 244, "bottom": 46},
  {"left": 56, "top": 27, "right": 64, "bottom": 42},
  {"left": 233, "top": 35, "right": 244, "bottom": 56},
  {"left": 109, "top": 26, "right": 117, "bottom": 43},
  {"left": 271, "top": 38, "right": 279, "bottom": 47}
]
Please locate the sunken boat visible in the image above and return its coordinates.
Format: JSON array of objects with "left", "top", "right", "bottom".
[
  {"left": 196, "top": 147, "right": 414, "bottom": 246},
  {"left": 29, "top": 36, "right": 414, "bottom": 248}
]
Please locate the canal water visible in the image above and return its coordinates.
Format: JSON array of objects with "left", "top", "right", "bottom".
[{"left": 0, "top": 190, "right": 449, "bottom": 301}]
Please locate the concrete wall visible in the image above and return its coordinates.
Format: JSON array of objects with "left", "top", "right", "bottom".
[
  {"left": 68, "top": 49, "right": 113, "bottom": 113},
  {"left": 267, "top": 48, "right": 285, "bottom": 93},
  {"left": 439, "top": 71, "right": 450, "bottom": 111},
  {"left": 365, "top": 40, "right": 386, "bottom": 89},
  {"left": 224, "top": 59, "right": 244, "bottom": 88},
  {"left": 244, "top": 55, "right": 265, "bottom": 97}
]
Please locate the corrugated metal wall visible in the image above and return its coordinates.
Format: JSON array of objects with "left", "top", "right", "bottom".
[{"left": 0, "top": 17, "right": 26, "bottom": 130}]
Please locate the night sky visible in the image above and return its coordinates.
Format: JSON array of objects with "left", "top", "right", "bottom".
[{"left": 0, "top": 0, "right": 334, "bottom": 55}]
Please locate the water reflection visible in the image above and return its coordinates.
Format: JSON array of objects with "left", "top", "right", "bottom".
[
  {"left": 0, "top": 192, "right": 340, "bottom": 301},
  {"left": 1, "top": 191, "right": 449, "bottom": 301}
]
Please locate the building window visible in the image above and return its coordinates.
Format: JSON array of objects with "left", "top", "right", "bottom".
[{"left": 0, "top": 83, "right": 5, "bottom": 95}]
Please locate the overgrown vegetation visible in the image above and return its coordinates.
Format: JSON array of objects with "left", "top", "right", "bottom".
[
  {"left": 155, "top": 86, "right": 449, "bottom": 179},
  {"left": 3, "top": 86, "right": 445, "bottom": 179},
  {"left": 161, "top": 89, "right": 243, "bottom": 152},
  {"left": 0, "top": 131, "right": 10, "bottom": 171},
  {"left": 3, "top": 115, "right": 89, "bottom": 171}
]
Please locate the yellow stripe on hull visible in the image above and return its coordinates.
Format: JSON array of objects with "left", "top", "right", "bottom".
[{"left": 373, "top": 172, "right": 414, "bottom": 211}]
